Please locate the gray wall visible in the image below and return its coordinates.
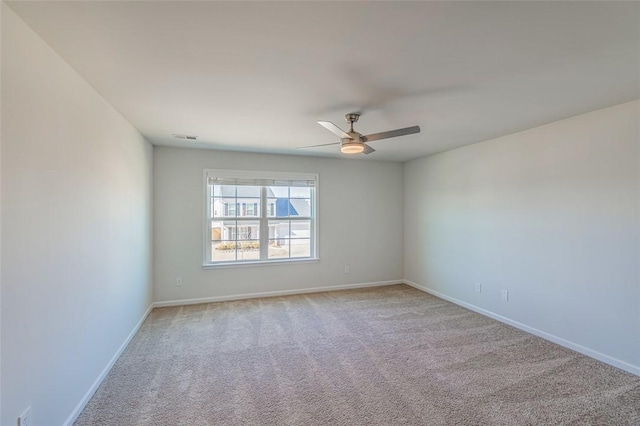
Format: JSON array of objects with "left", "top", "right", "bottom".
[
  {"left": 153, "top": 147, "right": 404, "bottom": 303},
  {"left": 404, "top": 100, "right": 640, "bottom": 373},
  {"left": 1, "top": 5, "right": 154, "bottom": 425}
]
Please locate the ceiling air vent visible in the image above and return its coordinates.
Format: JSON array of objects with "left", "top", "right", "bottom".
[{"left": 173, "top": 134, "right": 198, "bottom": 140}]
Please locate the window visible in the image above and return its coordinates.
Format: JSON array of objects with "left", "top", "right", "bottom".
[
  {"left": 205, "top": 169, "right": 317, "bottom": 266},
  {"left": 224, "top": 202, "right": 237, "bottom": 217}
]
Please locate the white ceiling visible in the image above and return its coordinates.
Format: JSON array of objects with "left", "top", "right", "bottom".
[{"left": 7, "top": 1, "right": 640, "bottom": 162}]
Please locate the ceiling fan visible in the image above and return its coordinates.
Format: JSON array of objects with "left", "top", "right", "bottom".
[{"left": 300, "top": 113, "right": 420, "bottom": 155}]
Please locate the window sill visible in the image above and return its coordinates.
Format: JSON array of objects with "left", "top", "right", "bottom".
[{"left": 202, "top": 257, "right": 320, "bottom": 269}]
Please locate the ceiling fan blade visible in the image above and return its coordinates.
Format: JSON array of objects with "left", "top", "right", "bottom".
[
  {"left": 363, "top": 144, "right": 376, "bottom": 155},
  {"left": 361, "top": 125, "right": 420, "bottom": 143},
  {"left": 297, "top": 142, "right": 340, "bottom": 149},
  {"left": 317, "top": 121, "right": 351, "bottom": 139}
]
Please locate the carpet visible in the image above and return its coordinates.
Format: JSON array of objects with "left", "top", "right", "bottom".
[{"left": 74, "top": 284, "right": 640, "bottom": 425}]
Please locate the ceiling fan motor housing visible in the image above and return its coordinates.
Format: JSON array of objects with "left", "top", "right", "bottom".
[
  {"left": 347, "top": 131, "right": 363, "bottom": 142},
  {"left": 341, "top": 137, "right": 360, "bottom": 146}
]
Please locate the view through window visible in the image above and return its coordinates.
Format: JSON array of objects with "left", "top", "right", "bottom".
[{"left": 204, "top": 170, "right": 317, "bottom": 265}]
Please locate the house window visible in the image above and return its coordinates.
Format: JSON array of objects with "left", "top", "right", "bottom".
[
  {"left": 224, "top": 202, "right": 237, "bottom": 217},
  {"left": 205, "top": 169, "right": 318, "bottom": 266},
  {"left": 246, "top": 203, "right": 257, "bottom": 216}
]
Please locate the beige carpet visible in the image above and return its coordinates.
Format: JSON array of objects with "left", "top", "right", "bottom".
[{"left": 74, "top": 285, "right": 640, "bottom": 425}]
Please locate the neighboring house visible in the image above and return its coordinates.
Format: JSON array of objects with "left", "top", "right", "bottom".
[{"left": 211, "top": 186, "right": 311, "bottom": 248}]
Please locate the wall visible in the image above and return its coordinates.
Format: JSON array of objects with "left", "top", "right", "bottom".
[
  {"left": 1, "top": 5, "right": 154, "bottom": 425},
  {"left": 0, "top": 3, "right": 3, "bottom": 422},
  {"left": 405, "top": 100, "right": 640, "bottom": 374},
  {"left": 154, "top": 147, "right": 403, "bottom": 303}
]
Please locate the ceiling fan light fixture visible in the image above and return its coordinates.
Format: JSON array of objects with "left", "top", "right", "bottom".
[{"left": 340, "top": 139, "right": 365, "bottom": 154}]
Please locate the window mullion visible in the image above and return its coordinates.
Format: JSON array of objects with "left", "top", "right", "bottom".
[
  {"left": 260, "top": 186, "right": 268, "bottom": 260},
  {"left": 309, "top": 186, "right": 315, "bottom": 258},
  {"left": 206, "top": 184, "right": 212, "bottom": 263}
]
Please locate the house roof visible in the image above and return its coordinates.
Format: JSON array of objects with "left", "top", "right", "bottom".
[
  {"left": 289, "top": 199, "right": 311, "bottom": 217},
  {"left": 218, "top": 186, "right": 261, "bottom": 198}
]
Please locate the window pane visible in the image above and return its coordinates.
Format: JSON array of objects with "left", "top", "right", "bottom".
[
  {"left": 281, "top": 199, "right": 292, "bottom": 217},
  {"left": 236, "top": 240, "right": 260, "bottom": 261},
  {"left": 215, "top": 185, "right": 235, "bottom": 197},
  {"left": 268, "top": 197, "right": 289, "bottom": 217},
  {"left": 212, "top": 198, "right": 231, "bottom": 218},
  {"left": 237, "top": 198, "right": 260, "bottom": 217},
  {"left": 235, "top": 220, "right": 260, "bottom": 240},
  {"left": 237, "top": 185, "right": 260, "bottom": 197},
  {"left": 213, "top": 198, "right": 237, "bottom": 218},
  {"left": 269, "top": 220, "right": 289, "bottom": 240},
  {"left": 290, "top": 220, "right": 310, "bottom": 239},
  {"left": 290, "top": 187, "right": 311, "bottom": 199},
  {"left": 268, "top": 239, "right": 289, "bottom": 259},
  {"left": 213, "top": 220, "right": 237, "bottom": 240},
  {"left": 211, "top": 220, "right": 224, "bottom": 241},
  {"left": 290, "top": 239, "right": 311, "bottom": 258},
  {"left": 212, "top": 240, "right": 237, "bottom": 262},
  {"left": 268, "top": 186, "right": 288, "bottom": 198},
  {"left": 267, "top": 200, "right": 276, "bottom": 217},
  {"left": 289, "top": 199, "right": 311, "bottom": 217}
]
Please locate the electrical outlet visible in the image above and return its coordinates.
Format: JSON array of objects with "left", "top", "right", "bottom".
[
  {"left": 18, "top": 407, "right": 31, "bottom": 426},
  {"left": 475, "top": 282, "right": 482, "bottom": 293},
  {"left": 176, "top": 277, "right": 183, "bottom": 287},
  {"left": 344, "top": 265, "right": 350, "bottom": 274},
  {"left": 501, "top": 289, "right": 509, "bottom": 301}
]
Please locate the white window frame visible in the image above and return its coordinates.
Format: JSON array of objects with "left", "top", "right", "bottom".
[{"left": 203, "top": 169, "right": 319, "bottom": 268}]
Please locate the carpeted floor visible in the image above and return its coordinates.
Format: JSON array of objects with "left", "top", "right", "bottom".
[{"left": 74, "top": 284, "right": 640, "bottom": 425}]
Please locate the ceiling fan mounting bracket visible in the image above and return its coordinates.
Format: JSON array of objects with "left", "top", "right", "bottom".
[{"left": 345, "top": 113, "right": 360, "bottom": 124}]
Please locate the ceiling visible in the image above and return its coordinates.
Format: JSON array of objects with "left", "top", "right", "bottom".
[{"left": 7, "top": 1, "right": 640, "bottom": 162}]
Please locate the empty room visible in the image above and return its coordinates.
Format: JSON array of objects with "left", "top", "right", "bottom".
[{"left": 1, "top": 1, "right": 639, "bottom": 425}]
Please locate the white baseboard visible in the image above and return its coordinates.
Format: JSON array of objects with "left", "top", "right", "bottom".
[
  {"left": 62, "top": 303, "right": 155, "bottom": 426},
  {"left": 153, "top": 280, "right": 403, "bottom": 308},
  {"left": 403, "top": 280, "right": 640, "bottom": 377}
]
